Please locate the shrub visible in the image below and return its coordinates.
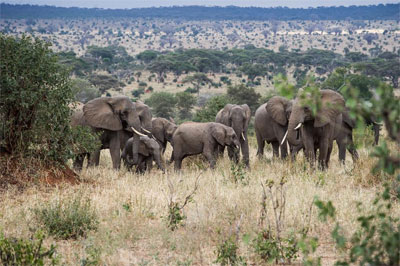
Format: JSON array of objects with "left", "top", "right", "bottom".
[
  {"left": 145, "top": 92, "right": 177, "bottom": 118},
  {"left": 33, "top": 194, "right": 98, "bottom": 239},
  {"left": 175, "top": 92, "right": 196, "bottom": 120},
  {"left": 0, "top": 231, "right": 58, "bottom": 265},
  {"left": 227, "top": 84, "right": 261, "bottom": 113},
  {"left": 70, "top": 78, "right": 100, "bottom": 103},
  {"left": 0, "top": 34, "right": 74, "bottom": 163},
  {"left": 194, "top": 95, "right": 230, "bottom": 122},
  {"left": 215, "top": 236, "right": 245, "bottom": 266}
]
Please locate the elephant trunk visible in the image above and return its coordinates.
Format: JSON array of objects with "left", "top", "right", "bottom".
[
  {"left": 131, "top": 134, "right": 140, "bottom": 165},
  {"left": 287, "top": 106, "right": 303, "bottom": 147},
  {"left": 154, "top": 151, "right": 165, "bottom": 173}
]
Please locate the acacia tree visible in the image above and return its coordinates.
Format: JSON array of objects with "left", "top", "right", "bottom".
[{"left": 182, "top": 73, "right": 213, "bottom": 95}]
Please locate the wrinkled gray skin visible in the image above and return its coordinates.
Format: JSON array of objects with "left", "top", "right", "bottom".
[
  {"left": 255, "top": 97, "right": 293, "bottom": 159},
  {"left": 172, "top": 122, "right": 240, "bottom": 170},
  {"left": 291, "top": 110, "right": 359, "bottom": 163},
  {"left": 216, "top": 104, "right": 251, "bottom": 167},
  {"left": 151, "top": 117, "right": 177, "bottom": 153},
  {"left": 71, "top": 96, "right": 143, "bottom": 170},
  {"left": 118, "top": 100, "right": 153, "bottom": 151},
  {"left": 121, "top": 136, "right": 164, "bottom": 173},
  {"left": 286, "top": 89, "right": 345, "bottom": 169}
]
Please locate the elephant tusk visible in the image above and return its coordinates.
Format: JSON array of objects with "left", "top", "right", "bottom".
[
  {"left": 372, "top": 121, "right": 382, "bottom": 126},
  {"left": 294, "top": 123, "right": 302, "bottom": 130},
  {"left": 241, "top": 132, "right": 246, "bottom": 141},
  {"left": 141, "top": 127, "right": 152, "bottom": 134},
  {"left": 131, "top": 127, "right": 147, "bottom": 137},
  {"left": 281, "top": 130, "right": 288, "bottom": 146}
]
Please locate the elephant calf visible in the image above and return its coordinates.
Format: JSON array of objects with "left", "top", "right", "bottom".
[
  {"left": 121, "top": 136, "right": 164, "bottom": 173},
  {"left": 172, "top": 122, "right": 240, "bottom": 170}
]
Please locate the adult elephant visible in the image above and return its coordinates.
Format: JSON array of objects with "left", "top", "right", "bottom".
[
  {"left": 283, "top": 89, "right": 345, "bottom": 169},
  {"left": 71, "top": 96, "right": 146, "bottom": 170},
  {"left": 118, "top": 100, "right": 153, "bottom": 150},
  {"left": 172, "top": 122, "right": 240, "bottom": 170},
  {"left": 215, "top": 104, "right": 251, "bottom": 167},
  {"left": 151, "top": 117, "right": 177, "bottom": 154},
  {"left": 290, "top": 110, "right": 359, "bottom": 164},
  {"left": 255, "top": 96, "right": 293, "bottom": 159}
]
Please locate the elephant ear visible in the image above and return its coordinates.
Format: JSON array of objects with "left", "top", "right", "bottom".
[
  {"left": 221, "top": 104, "right": 234, "bottom": 125},
  {"left": 83, "top": 97, "right": 122, "bottom": 131},
  {"left": 139, "top": 136, "right": 151, "bottom": 156},
  {"left": 266, "top": 96, "right": 288, "bottom": 126},
  {"left": 241, "top": 104, "right": 251, "bottom": 131},
  {"left": 314, "top": 90, "right": 345, "bottom": 128},
  {"left": 342, "top": 110, "right": 356, "bottom": 128},
  {"left": 211, "top": 124, "right": 226, "bottom": 146}
]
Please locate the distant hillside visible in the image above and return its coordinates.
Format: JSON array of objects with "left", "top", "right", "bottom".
[{"left": 1, "top": 3, "right": 399, "bottom": 20}]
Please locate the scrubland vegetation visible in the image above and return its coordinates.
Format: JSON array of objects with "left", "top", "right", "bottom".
[{"left": 1, "top": 4, "right": 399, "bottom": 265}]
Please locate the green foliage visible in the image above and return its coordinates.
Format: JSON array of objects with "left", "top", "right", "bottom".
[
  {"left": 215, "top": 236, "right": 246, "bottom": 266},
  {"left": 238, "top": 63, "right": 267, "bottom": 82},
  {"left": 136, "top": 50, "right": 159, "bottom": 63},
  {"left": 252, "top": 230, "right": 298, "bottom": 264},
  {"left": 165, "top": 202, "right": 187, "bottom": 231},
  {"left": 0, "top": 34, "right": 78, "bottom": 164},
  {"left": 145, "top": 92, "right": 177, "bottom": 118},
  {"left": 69, "top": 125, "right": 102, "bottom": 156},
  {"left": 175, "top": 92, "right": 196, "bottom": 120},
  {"left": 88, "top": 74, "right": 124, "bottom": 93},
  {"left": 229, "top": 163, "right": 248, "bottom": 185},
  {"left": 227, "top": 84, "right": 261, "bottom": 113},
  {"left": 273, "top": 74, "right": 298, "bottom": 99},
  {"left": 132, "top": 88, "right": 145, "bottom": 98},
  {"left": 315, "top": 182, "right": 400, "bottom": 265},
  {"left": 182, "top": 73, "right": 213, "bottom": 94},
  {"left": 0, "top": 231, "right": 58, "bottom": 265},
  {"left": 70, "top": 78, "right": 100, "bottom": 103},
  {"left": 33, "top": 194, "right": 98, "bottom": 240},
  {"left": 297, "top": 234, "right": 321, "bottom": 266},
  {"left": 194, "top": 95, "right": 230, "bottom": 122}
]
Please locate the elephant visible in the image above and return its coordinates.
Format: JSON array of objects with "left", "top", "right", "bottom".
[
  {"left": 215, "top": 104, "right": 251, "bottom": 167},
  {"left": 71, "top": 96, "right": 147, "bottom": 170},
  {"left": 255, "top": 96, "right": 293, "bottom": 159},
  {"left": 121, "top": 136, "right": 164, "bottom": 173},
  {"left": 363, "top": 114, "right": 381, "bottom": 145},
  {"left": 151, "top": 117, "right": 177, "bottom": 154},
  {"left": 172, "top": 122, "right": 240, "bottom": 170},
  {"left": 283, "top": 89, "right": 345, "bottom": 169},
  {"left": 290, "top": 110, "right": 359, "bottom": 164},
  {"left": 118, "top": 100, "right": 153, "bottom": 151}
]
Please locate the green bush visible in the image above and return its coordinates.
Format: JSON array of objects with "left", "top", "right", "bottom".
[
  {"left": 70, "top": 78, "right": 101, "bottom": 103},
  {"left": 194, "top": 95, "right": 230, "bottom": 122},
  {"left": 0, "top": 231, "right": 58, "bottom": 265},
  {"left": 0, "top": 34, "right": 74, "bottom": 163},
  {"left": 33, "top": 195, "right": 98, "bottom": 240},
  {"left": 145, "top": 92, "right": 177, "bottom": 118},
  {"left": 215, "top": 236, "right": 245, "bottom": 266}
]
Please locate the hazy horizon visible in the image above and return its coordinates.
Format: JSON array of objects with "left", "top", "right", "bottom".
[{"left": 1, "top": 0, "right": 398, "bottom": 9}]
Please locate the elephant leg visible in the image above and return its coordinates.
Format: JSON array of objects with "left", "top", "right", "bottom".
[
  {"left": 173, "top": 150, "right": 183, "bottom": 171},
  {"left": 73, "top": 153, "right": 85, "bottom": 171},
  {"left": 326, "top": 143, "right": 333, "bottom": 168},
  {"left": 256, "top": 133, "right": 265, "bottom": 158},
  {"left": 337, "top": 138, "right": 346, "bottom": 164},
  {"left": 146, "top": 156, "right": 153, "bottom": 172},
  {"left": 318, "top": 138, "right": 329, "bottom": 170},
  {"left": 241, "top": 138, "right": 250, "bottom": 167},
  {"left": 89, "top": 149, "right": 101, "bottom": 167},
  {"left": 271, "top": 142, "right": 280, "bottom": 158},
  {"left": 346, "top": 134, "right": 359, "bottom": 162},
  {"left": 218, "top": 144, "right": 225, "bottom": 158},
  {"left": 280, "top": 142, "right": 288, "bottom": 159},
  {"left": 109, "top": 135, "right": 121, "bottom": 169},
  {"left": 203, "top": 147, "right": 216, "bottom": 169}
]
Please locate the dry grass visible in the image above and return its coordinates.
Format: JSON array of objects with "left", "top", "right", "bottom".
[{"left": 1, "top": 135, "right": 398, "bottom": 265}]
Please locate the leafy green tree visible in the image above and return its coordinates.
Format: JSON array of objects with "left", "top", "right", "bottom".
[
  {"left": 194, "top": 95, "right": 230, "bottom": 122},
  {"left": 88, "top": 74, "right": 124, "bottom": 94},
  {"left": 182, "top": 73, "right": 213, "bottom": 95},
  {"left": 136, "top": 50, "right": 159, "bottom": 63},
  {"left": 175, "top": 92, "right": 196, "bottom": 120},
  {"left": 145, "top": 92, "right": 177, "bottom": 118},
  {"left": 0, "top": 34, "right": 92, "bottom": 164},
  {"left": 70, "top": 78, "right": 100, "bottom": 103},
  {"left": 227, "top": 84, "right": 261, "bottom": 113},
  {"left": 147, "top": 58, "right": 173, "bottom": 82},
  {"left": 239, "top": 63, "right": 267, "bottom": 82}
]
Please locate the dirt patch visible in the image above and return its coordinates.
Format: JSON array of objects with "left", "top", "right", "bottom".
[{"left": 0, "top": 152, "right": 81, "bottom": 191}]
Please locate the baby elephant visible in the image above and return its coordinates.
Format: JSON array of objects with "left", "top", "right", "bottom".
[
  {"left": 121, "top": 136, "right": 164, "bottom": 173},
  {"left": 172, "top": 122, "right": 241, "bottom": 170}
]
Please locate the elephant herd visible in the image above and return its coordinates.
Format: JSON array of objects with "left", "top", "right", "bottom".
[{"left": 71, "top": 90, "right": 380, "bottom": 173}]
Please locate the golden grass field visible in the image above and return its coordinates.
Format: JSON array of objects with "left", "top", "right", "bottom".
[{"left": 1, "top": 132, "right": 399, "bottom": 265}]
